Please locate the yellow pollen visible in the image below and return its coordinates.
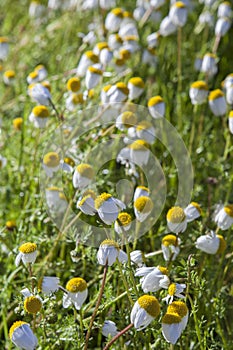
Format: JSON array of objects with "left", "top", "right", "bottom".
[
  {"left": 167, "top": 206, "right": 186, "bottom": 223},
  {"left": 29, "top": 71, "right": 38, "bottom": 79},
  {"left": 120, "top": 111, "right": 137, "bottom": 127},
  {"left": 33, "top": 105, "right": 49, "bottom": 118},
  {"left": 95, "top": 192, "right": 112, "bottom": 209},
  {"left": 229, "top": 111, "right": 233, "bottom": 118},
  {"left": 83, "top": 189, "right": 96, "bottom": 199},
  {"left": 24, "top": 296, "right": 42, "bottom": 314},
  {"left": 128, "top": 77, "right": 145, "bottom": 88},
  {"left": 134, "top": 196, "right": 153, "bottom": 213},
  {"left": 13, "top": 118, "right": 23, "bottom": 130},
  {"left": 119, "top": 49, "right": 131, "bottom": 60},
  {"left": 43, "top": 152, "right": 60, "bottom": 167},
  {"left": 116, "top": 82, "right": 129, "bottom": 95},
  {"left": 85, "top": 51, "right": 99, "bottom": 63},
  {"left": 42, "top": 81, "right": 51, "bottom": 91},
  {"left": 88, "top": 66, "right": 103, "bottom": 75},
  {"left": 78, "top": 195, "right": 93, "bottom": 207},
  {"left": 103, "top": 84, "right": 112, "bottom": 92},
  {"left": 9, "top": 321, "right": 28, "bottom": 339},
  {"left": 0, "top": 37, "right": 8, "bottom": 43},
  {"left": 148, "top": 96, "right": 163, "bottom": 107},
  {"left": 76, "top": 163, "right": 94, "bottom": 178},
  {"left": 111, "top": 7, "right": 124, "bottom": 17},
  {"left": 88, "top": 89, "right": 95, "bottom": 98},
  {"left": 6, "top": 220, "right": 16, "bottom": 229},
  {"left": 71, "top": 93, "right": 84, "bottom": 104},
  {"left": 208, "top": 89, "right": 224, "bottom": 101},
  {"left": 137, "top": 186, "right": 149, "bottom": 192},
  {"left": 123, "top": 11, "right": 133, "bottom": 18},
  {"left": 124, "top": 35, "right": 138, "bottom": 42},
  {"left": 162, "top": 312, "right": 182, "bottom": 324},
  {"left": 19, "top": 242, "right": 37, "bottom": 254},
  {"left": 224, "top": 204, "right": 233, "bottom": 217},
  {"left": 67, "top": 77, "right": 81, "bottom": 92},
  {"left": 114, "top": 34, "right": 123, "bottom": 43},
  {"left": 191, "top": 81, "right": 208, "bottom": 90},
  {"left": 4, "top": 70, "right": 15, "bottom": 78},
  {"left": 100, "top": 239, "right": 119, "bottom": 249},
  {"left": 64, "top": 157, "right": 75, "bottom": 167},
  {"left": 136, "top": 120, "right": 152, "bottom": 131},
  {"left": 216, "top": 235, "right": 227, "bottom": 254},
  {"left": 35, "top": 64, "right": 45, "bottom": 71},
  {"left": 168, "top": 283, "right": 177, "bottom": 296},
  {"left": 138, "top": 295, "right": 160, "bottom": 318},
  {"left": 130, "top": 139, "right": 149, "bottom": 150},
  {"left": 162, "top": 234, "right": 178, "bottom": 247},
  {"left": 190, "top": 202, "right": 202, "bottom": 214},
  {"left": 66, "top": 277, "right": 87, "bottom": 293},
  {"left": 46, "top": 186, "right": 60, "bottom": 191},
  {"left": 115, "top": 58, "right": 125, "bottom": 66},
  {"left": 174, "top": 1, "right": 186, "bottom": 8},
  {"left": 117, "top": 212, "right": 132, "bottom": 226},
  {"left": 158, "top": 266, "right": 168, "bottom": 275},
  {"left": 168, "top": 301, "right": 188, "bottom": 317},
  {"left": 96, "top": 42, "right": 108, "bottom": 51}
]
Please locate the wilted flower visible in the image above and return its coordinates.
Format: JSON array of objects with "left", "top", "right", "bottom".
[
  {"left": 38, "top": 276, "right": 60, "bottom": 295},
  {"left": 135, "top": 266, "right": 169, "bottom": 292},
  {"left": 184, "top": 202, "right": 202, "bottom": 222},
  {"left": 134, "top": 196, "right": 153, "bottom": 222},
  {"left": 148, "top": 95, "right": 165, "bottom": 118},
  {"left": 166, "top": 206, "right": 187, "bottom": 233},
  {"left": 3, "top": 70, "right": 16, "bottom": 85},
  {"left": 208, "top": 89, "right": 227, "bottom": 116},
  {"left": 102, "top": 320, "right": 118, "bottom": 337},
  {"left": 9, "top": 321, "right": 38, "bottom": 350},
  {"left": 169, "top": 1, "right": 188, "bottom": 27},
  {"left": 29, "top": 105, "right": 50, "bottom": 128},
  {"left": 15, "top": 242, "right": 37, "bottom": 267},
  {"left": 195, "top": 231, "right": 226, "bottom": 254},
  {"left": 162, "top": 234, "right": 180, "bottom": 261},
  {"left": 130, "top": 295, "right": 160, "bottom": 330},
  {"left": 189, "top": 81, "right": 208, "bottom": 105},
  {"left": 163, "top": 282, "right": 186, "bottom": 304},
  {"left": 73, "top": 163, "right": 94, "bottom": 189},
  {"left": 95, "top": 193, "right": 125, "bottom": 225},
  {"left": 42, "top": 152, "right": 60, "bottom": 177},
  {"left": 63, "top": 277, "right": 88, "bottom": 310}
]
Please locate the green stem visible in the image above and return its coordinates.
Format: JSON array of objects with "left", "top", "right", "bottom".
[
  {"left": 125, "top": 239, "right": 139, "bottom": 299},
  {"left": 187, "top": 294, "right": 204, "bottom": 350},
  {"left": 116, "top": 258, "right": 134, "bottom": 305}
]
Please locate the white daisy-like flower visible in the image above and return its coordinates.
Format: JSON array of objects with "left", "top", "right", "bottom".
[
  {"left": 135, "top": 266, "right": 170, "bottom": 293},
  {"left": 184, "top": 202, "right": 202, "bottom": 222},
  {"left": 45, "top": 186, "right": 68, "bottom": 214},
  {"left": 195, "top": 231, "right": 226, "bottom": 254},
  {"left": 60, "top": 157, "right": 75, "bottom": 173},
  {"left": 3, "top": 70, "right": 16, "bottom": 85},
  {"left": 29, "top": 105, "right": 50, "bottom": 128},
  {"left": 159, "top": 16, "right": 177, "bottom": 36},
  {"left": 129, "top": 139, "right": 150, "bottom": 167},
  {"left": 42, "top": 152, "right": 60, "bottom": 178},
  {"left": 148, "top": 95, "right": 165, "bottom": 119},
  {"left": 201, "top": 53, "right": 218, "bottom": 76},
  {"left": 134, "top": 196, "right": 153, "bottom": 222},
  {"left": 21, "top": 288, "right": 43, "bottom": 314},
  {"left": 161, "top": 234, "right": 181, "bottom": 261},
  {"left": 136, "top": 120, "right": 156, "bottom": 144},
  {"left": 85, "top": 66, "right": 103, "bottom": 90},
  {"left": 100, "top": 48, "right": 113, "bottom": 66},
  {"left": 66, "top": 77, "right": 81, "bottom": 94},
  {"left": 133, "top": 186, "right": 150, "bottom": 202},
  {"left": 0, "top": 36, "right": 9, "bottom": 60},
  {"left": 34, "top": 64, "right": 48, "bottom": 81},
  {"left": 9, "top": 321, "right": 38, "bottom": 350},
  {"left": 114, "top": 212, "right": 132, "bottom": 234},
  {"left": 72, "top": 163, "right": 94, "bottom": 189},
  {"left": 97, "top": 239, "right": 120, "bottom": 266},
  {"left": 107, "top": 82, "right": 129, "bottom": 103},
  {"left": 226, "top": 84, "right": 233, "bottom": 105},
  {"left": 95, "top": 193, "right": 125, "bottom": 225},
  {"left": 208, "top": 89, "right": 227, "bottom": 116},
  {"left": 217, "top": 2, "right": 232, "bottom": 18},
  {"left": 147, "top": 32, "right": 160, "bottom": 48},
  {"left": 130, "top": 250, "right": 144, "bottom": 266},
  {"left": 27, "top": 71, "right": 40, "bottom": 85},
  {"left": 189, "top": 81, "right": 209, "bottom": 105},
  {"left": 77, "top": 192, "right": 96, "bottom": 216},
  {"left": 63, "top": 277, "right": 88, "bottom": 310},
  {"left": 130, "top": 295, "right": 160, "bottom": 330},
  {"left": 108, "top": 34, "right": 123, "bottom": 51},
  {"left": 116, "top": 111, "right": 137, "bottom": 131},
  {"left": 38, "top": 276, "right": 60, "bottom": 295},
  {"left": 127, "top": 77, "right": 145, "bottom": 100},
  {"left": 169, "top": 1, "right": 188, "bottom": 27},
  {"left": 166, "top": 206, "right": 187, "bottom": 233},
  {"left": 65, "top": 93, "right": 84, "bottom": 111},
  {"left": 76, "top": 50, "right": 99, "bottom": 77},
  {"left": 15, "top": 242, "right": 38, "bottom": 267},
  {"left": 105, "top": 8, "right": 124, "bottom": 32},
  {"left": 228, "top": 110, "right": 233, "bottom": 134},
  {"left": 28, "top": 83, "right": 51, "bottom": 106},
  {"left": 99, "top": 0, "right": 116, "bottom": 10},
  {"left": 102, "top": 320, "right": 118, "bottom": 337},
  {"left": 163, "top": 282, "right": 186, "bottom": 304},
  {"left": 215, "top": 17, "right": 231, "bottom": 37}
]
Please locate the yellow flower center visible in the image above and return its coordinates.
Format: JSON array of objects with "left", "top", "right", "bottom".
[
  {"left": 137, "top": 295, "right": 160, "bottom": 318},
  {"left": 13, "top": 118, "right": 23, "bottom": 130},
  {"left": 83, "top": 189, "right": 96, "bottom": 199},
  {"left": 224, "top": 204, "right": 233, "bottom": 217},
  {"left": 115, "top": 58, "right": 126, "bottom": 66},
  {"left": 158, "top": 266, "right": 168, "bottom": 275},
  {"left": 121, "top": 111, "right": 137, "bottom": 127},
  {"left": 42, "top": 81, "right": 51, "bottom": 91},
  {"left": 9, "top": 321, "right": 27, "bottom": 339},
  {"left": 35, "top": 64, "right": 44, "bottom": 71},
  {"left": 134, "top": 196, "right": 153, "bottom": 213},
  {"left": 112, "top": 7, "right": 124, "bottom": 17},
  {"left": 128, "top": 77, "right": 144, "bottom": 88},
  {"left": 124, "top": 35, "right": 138, "bottom": 42},
  {"left": 24, "top": 296, "right": 42, "bottom": 314},
  {"left": 174, "top": 1, "right": 186, "bottom": 8},
  {"left": 19, "top": 242, "right": 37, "bottom": 254},
  {"left": 148, "top": 96, "right": 163, "bottom": 107},
  {"left": 0, "top": 37, "right": 8, "bottom": 43},
  {"left": 33, "top": 105, "right": 49, "bottom": 118},
  {"left": 119, "top": 49, "right": 131, "bottom": 60},
  {"left": 190, "top": 202, "right": 202, "bottom": 214},
  {"left": 123, "top": 11, "right": 133, "bottom": 18},
  {"left": 46, "top": 186, "right": 60, "bottom": 191},
  {"left": 66, "top": 277, "right": 87, "bottom": 293},
  {"left": 43, "top": 152, "right": 60, "bottom": 167},
  {"left": 71, "top": 93, "right": 84, "bottom": 104},
  {"left": 59, "top": 192, "right": 67, "bottom": 201},
  {"left": 229, "top": 110, "right": 233, "bottom": 118},
  {"left": 78, "top": 194, "right": 92, "bottom": 207},
  {"left": 76, "top": 163, "right": 94, "bottom": 178},
  {"left": 216, "top": 235, "right": 226, "bottom": 254},
  {"left": 162, "top": 234, "right": 178, "bottom": 247},
  {"left": 85, "top": 51, "right": 99, "bottom": 63},
  {"left": 136, "top": 120, "right": 152, "bottom": 131},
  {"left": 88, "top": 89, "right": 95, "bottom": 98},
  {"left": 100, "top": 239, "right": 119, "bottom": 249},
  {"left": 117, "top": 212, "right": 132, "bottom": 226},
  {"left": 191, "top": 81, "right": 208, "bottom": 90},
  {"left": 64, "top": 157, "right": 75, "bottom": 167},
  {"left": 208, "top": 89, "right": 224, "bottom": 101},
  {"left": 95, "top": 192, "right": 112, "bottom": 209},
  {"left": 167, "top": 301, "right": 188, "bottom": 317},
  {"left": 67, "top": 77, "right": 81, "bottom": 92},
  {"left": 4, "top": 70, "right": 15, "bottom": 78},
  {"left": 167, "top": 206, "right": 186, "bottom": 223},
  {"left": 162, "top": 312, "right": 182, "bottom": 324},
  {"left": 88, "top": 66, "right": 103, "bottom": 75},
  {"left": 103, "top": 84, "right": 112, "bottom": 92},
  {"left": 6, "top": 220, "right": 16, "bottom": 229},
  {"left": 29, "top": 71, "right": 39, "bottom": 79},
  {"left": 205, "top": 52, "right": 216, "bottom": 58},
  {"left": 129, "top": 139, "right": 149, "bottom": 150},
  {"left": 96, "top": 42, "right": 108, "bottom": 51},
  {"left": 168, "top": 283, "right": 177, "bottom": 296},
  {"left": 136, "top": 185, "right": 149, "bottom": 192}
]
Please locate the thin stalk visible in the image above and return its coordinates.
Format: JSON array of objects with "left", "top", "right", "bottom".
[
  {"left": 28, "top": 263, "right": 34, "bottom": 292},
  {"left": 177, "top": 26, "right": 183, "bottom": 131},
  {"left": 116, "top": 258, "right": 134, "bottom": 305},
  {"left": 212, "top": 35, "right": 221, "bottom": 55},
  {"left": 187, "top": 294, "right": 204, "bottom": 350},
  {"left": 103, "top": 323, "right": 133, "bottom": 350},
  {"left": 124, "top": 238, "right": 139, "bottom": 299}
]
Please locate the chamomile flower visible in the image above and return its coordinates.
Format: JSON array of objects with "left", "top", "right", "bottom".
[
  {"left": 100, "top": 48, "right": 113, "bottom": 66},
  {"left": 119, "top": 22, "right": 139, "bottom": 40},
  {"left": 133, "top": 186, "right": 149, "bottom": 202},
  {"left": 76, "top": 50, "right": 99, "bottom": 77},
  {"left": 63, "top": 277, "right": 88, "bottom": 310},
  {"left": 228, "top": 111, "right": 233, "bottom": 134},
  {"left": 45, "top": 186, "right": 68, "bottom": 214},
  {"left": 28, "top": 83, "right": 51, "bottom": 106},
  {"left": 218, "top": 1, "right": 232, "bottom": 18},
  {"left": 73, "top": 163, "right": 94, "bottom": 189},
  {"left": 215, "top": 17, "right": 231, "bottom": 37},
  {"left": 107, "top": 82, "right": 129, "bottom": 102},
  {"left": 208, "top": 89, "right": 227, "bottom": 116},
  {"left": 201, "top": 53, "right": 218, "bottom": 76},
  {"left": 34, "top": 64, "right": 47, "bottom": 81},
  {"left": 42, "top": 152, "right": 60, "bottom": 177},
  {"left": 0, "top": 155, "right": 7, "bottom": 169},
  {"left": 112, "top": 58, "right": 127, "bottom": 73},
  {"left": 114, "top": 212, "right": 132, "bottom": 234},
  {"left": 163, "top": 282, "right": 186, "bottom": 304},
  {"left": 15, "top": 242, "right": 37, "bottom": 267},
  {"left": 93, "top": 42, "right": 108, "bottom": 56},
  {"left": 127, "top": 77, "right": 145, "bottom": 100},
  {"left": 136, "top": 121, "right": 156, "bottom": 144},
  {"left": 99, "top": 0, "right": 116, "bottom": 10},
  {"left": 130, "top": 295, "right": 160, "bottom": 330},
  {"left": 21, "top": 288, "right": 42, "bottom": 314},
  {"left": 9, "top": 321, "right": 38, "bottom": 350},
  {"left": 129, "top": 139, "right": 150, "bottom": 166},
  {"left": 169, "top": 1, "right": 188, "bottom": 27},
  {"left": 38, "top": 276, "right": 60, "bottom": 295},
  {"left": 130, "top": 250, "right": 144, "bottom": 266},
  {"left": 116, "top": 111, "right": 137, "bottom": 131},
  {"left": 102, "top": 320, "right": 118, "bottom": 337},
  {"left": 66, "top": 77, "right": 81, "bottom": 94},
  {"left": 135, "top": 266, "right": 170, "bottom": 293},
  {"left": 148, "top": 96, "right": 165, "bottom": 119},
  {"left": 65, "top": 93, "right": 84, "bottom": 111},
  {"left": 60, "top": 157, "right": 75, "bottom": 173},
  {"left": 27, "top": 71, "right": 40, "bottom": 85},
  {"left": 105, "top": 8, "right": 124, "bottom": 32},
  {"left": 226, "top": 84, "right": 233, "bottom": 105},
  {"left": 77, "top": 192, "right": 96, "bottom": 216},
  {"left": 0, "top": 37, "right": 9, "bottom": 60},
  {"left": 189, "top": 81, "right": 209, "bottom": 105},
  {"left": 167, "top": 301, "right": 189, "bottom": 332},
  {"left": 184, "top": 202, "right": 202, "bottom": 222},
  {"left": 167, "top": 206, "right": 187, "bottom": 233},
  {"left": 3, "top": 70, "right": 15, "bottom": 85},
  {"left": 108, "top": 34, "right": 123, "bottom": 50},
  {"left": 161, "top": 234, "right": 181, "bottom": 261},
  {"left": 13, "top": 117, "right": 23, "bottom": 130},
  {"left": 85, "top": 66, "right": 103, "bottom": 90},
  {"left": 29, "top": 105, "right": 50, "bottom": 128},
  {"left": 215, "top": 204, "right": 233, "bottom": 230},
  {"left": 97, "top": 239, "right": 119, "bottom": 266},
  {"left": 195, "top": 231, "right": 226, "bottom": 254},
  {"left": 134, "top": 196, "right": 153, "bottom": 222},
  {"left": 159, "top": 16, "right": 177, "bottom": 36},
  {"left": 95, "top": 192, "right": 125, "bottom": 225}
]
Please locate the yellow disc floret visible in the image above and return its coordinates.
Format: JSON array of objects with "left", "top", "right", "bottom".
[
  {"left": 103, "top": 84, "right": 112, "bottom": 93},
  {"left": 208, "top": 89, "right": 224, "bottom": 101},
  {"left": 95, "top": 192, "right": 112, "bottom": 209},
  {"left": 64, "top": 157, "right": 75, "bottom": 167},
  {"left": 134, "top": 196, "right": 153, "bottom": 213},
  {"left": 0, "top": 37, "right": 8, "bottom": 43},
  {"left": 9, "top": 321, "right": 27, "bottom": 339},
  {"left": 121, "top": 111, "right": 137, "bottom": 127},
  {"left": 162, "top": 234, "right": 178, "bottom": 247},
  {"left": 168, "top": 283, "right": 177, "bottom": 296},
  {"left": 115, "top": 83, "right": 129, "bottom": 96},
  {"left": 66, "top": 277, "right": 87, "bottom": 293},
  {"left": 216, "top": 235, "right": 227, "bottom": 254},
  {"left": 78, "top": 195, "right": 92, "bottom": 207},
  {"left": 19, "top": 242, "right": 37, "bottom": 254},
  {"left": 117, "top": 212, "right": 132, "bottom": 226},
  {"left": 174, "top": 1, "right": 186, "bottom": 8},
  {"left": 191, "top": 81, "right": 208, "bottom": 90},
  {"left": 119, "top": 49, "right": 131, "bottom": 60},
  {"left": 138, "top": 295, "right": 160, "bottom": 318},
  {"left": 100, "top": 239, "right": 119, "bottom": 249},
  {"left": 67, "top": 77, "right": 81, "bottom": 92},
  {"left": 111, "top": 7, "right": 124, "bottom": 17},
  {"left": 129, "top": 139, "right": 149, "bottom": 150},
  {"left": 162, "top": 312, "right": 182, "bottom": 324},
  {"left": 76, "top": 163, "right": 94, "bottom": 178},
  {"left": 148, "top": 96, "right": 163, "bottom": 107},
  {"left": 24, "top": 296, "right": 42, "bottom": 314},
  {"left": 4, "top": 70, "right": 15, "bottom": 78},
  {"left": 229, "top": 111, "right": 233, "bottom": 118},
  {"left": 158, "top": 266, "right": 168, "bottom": 275},
  {"left": 29, "top": 71, "right": 39, "bottom": 79},
  {"left": 96, "top": 42, "right": 108, "bottom": 51},
  {"left": 88, "top": 66, "right": 103, "bottom": 75},
  {"left": 13, "top": 118, "right": 23, "bottom": 130},
  {"left": 128, "top": 77, "right": 145, "bottom": 88},
  {"left": 191, "top": 202, "right": 202, "bottom": 214},
  {"left": 85, "top": 51, "right": 99, "bottom": 63},
  {"left": 167, "top": 301, "right": 188, "bottom": 317},
  {"left": 71, "top": 93, "right": 84, "bottom": 104},
  {"left": 33, "top": 105, "right": 49, "bottom": 118},
  {"left": 224, "top": 204, "right": 233, "bottom": 217},
  {"left": 43, "top": 152, "right": 60, "bottom": 167},
  {"left": 167, "top": 206, "right": 186, "bottom": 223},
  {"left": 136, "top": 120, "right": 152, "bottom": 131}
]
